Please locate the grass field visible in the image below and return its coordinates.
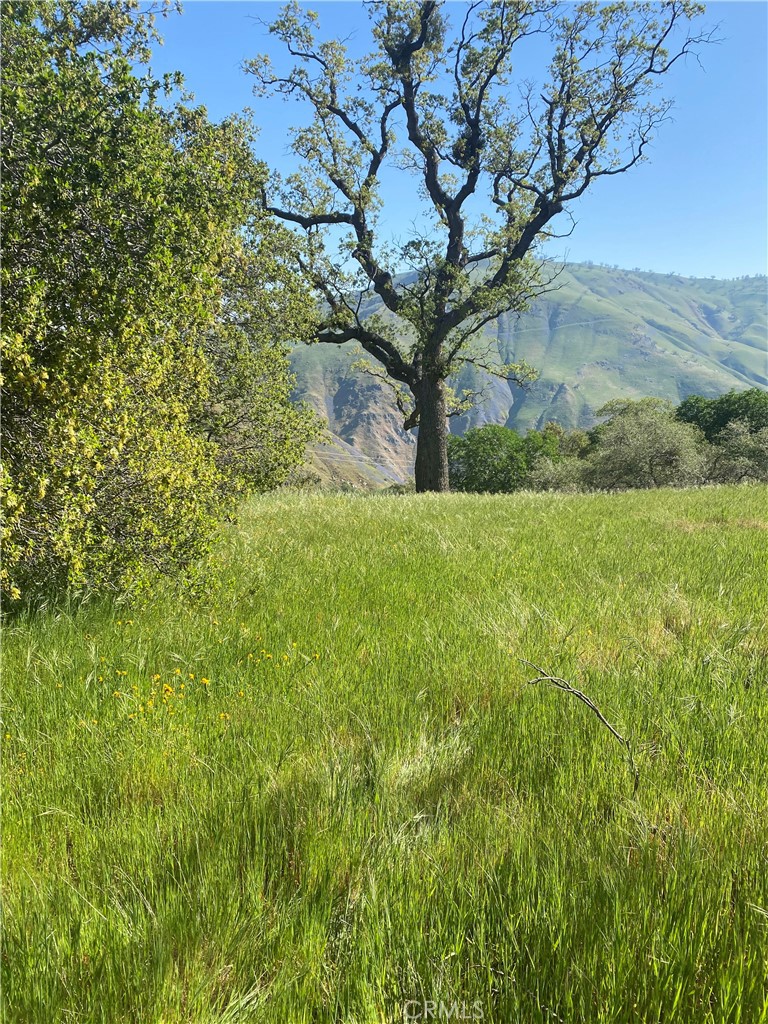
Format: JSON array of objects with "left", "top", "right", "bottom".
[{"left": 3, "top": 486, "right": 768, "bottom": 1023}]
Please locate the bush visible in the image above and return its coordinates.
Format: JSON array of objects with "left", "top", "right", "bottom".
[
  {"left": 527, "top": 456, "right": 587, "bottom": 492},
  {"left": 705, "top": 421, "right": 768, "bottom": 483},
  {"left": 447, "top": 423, "right": 562, "bottom": 493},
  {"left": 584, "top": 399, "right": 705, "bottom": 490},
  {"left": 1, "top": 1, "right": 318, "bottom": 605}
]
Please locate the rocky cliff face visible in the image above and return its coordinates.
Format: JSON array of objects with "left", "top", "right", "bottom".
[{"left": 291, "top": 264, "right": 767, "bottom": 485}]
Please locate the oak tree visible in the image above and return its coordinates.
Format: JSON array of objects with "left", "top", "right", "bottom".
[{"left": 247, "top": 0, "right": 710, "bottom": 491}]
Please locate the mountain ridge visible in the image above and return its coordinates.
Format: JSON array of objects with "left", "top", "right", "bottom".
[{"left": 291, "top": 263, "right": 768, "bottom": 486}]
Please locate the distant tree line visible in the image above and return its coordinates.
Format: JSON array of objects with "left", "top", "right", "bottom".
[{"left": 447, "top": 389, "right": 768, "bottom": 494}]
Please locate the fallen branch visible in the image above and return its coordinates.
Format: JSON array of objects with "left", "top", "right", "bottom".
[{"left": 521, "top": 659, "right": 639, "bottom": 795}]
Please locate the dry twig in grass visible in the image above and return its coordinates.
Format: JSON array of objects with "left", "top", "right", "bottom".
[{"left": 521, "top": 659, "right": 640, "bottom": 796}]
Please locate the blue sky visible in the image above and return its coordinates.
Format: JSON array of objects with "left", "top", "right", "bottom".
[{"left": 148, "top": 1, "right": 768, "bottom": 280}]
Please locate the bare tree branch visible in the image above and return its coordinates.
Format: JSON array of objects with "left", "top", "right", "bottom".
[{"left": 521, "top": 659, "right": 639, "bottom": 795}]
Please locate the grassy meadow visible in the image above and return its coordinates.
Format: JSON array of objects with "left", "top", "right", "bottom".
[{"left": 3, "top": 486, "right": 768, "bottom": 1023}]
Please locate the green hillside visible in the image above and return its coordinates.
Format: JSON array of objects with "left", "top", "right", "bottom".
[{"left": 291, "top": 264, "right": 768, "bottom": 484}]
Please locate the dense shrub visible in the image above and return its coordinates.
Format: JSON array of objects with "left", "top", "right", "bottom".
[
  {"left": 447, "top": 423, "right": 561, "bottom": 493},
  {"left": 704, "top": 421, "right": 768, "bottom": 483},
  {"left": 584, "top": 399, "right": 705, "bottom": 490},
  {"left": 1, "top": 0, "right": 319, "bottom": 604},
  {"left": 527, "top": 456, "right": 587, "bottom": 492}
]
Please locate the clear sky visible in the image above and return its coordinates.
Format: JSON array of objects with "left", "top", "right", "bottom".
[{"left": 147, "top": 0, "right": 768, "bottom": 280}]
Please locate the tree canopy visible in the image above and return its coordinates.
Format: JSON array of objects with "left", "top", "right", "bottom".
[
  {"left": 247, "top": 0, "right": 710, "bottom": 491},
  {"left": 1, "top": 0, "right": 319, "bottom": 605},
  {"left": 448, "top": 422, "right": 561, "bottom": 492},
  {"left": 676, "top": 388, "right": 768, "bottom": 441},
  {"left": 585, "top": 398, "right": 704, "bottom": 490}
]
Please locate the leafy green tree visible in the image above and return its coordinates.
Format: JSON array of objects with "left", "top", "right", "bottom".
[
  {"left": 586, "top": 398, "right": 704, "bottom": 490},
  {"left": 1, "top": 0, "right": 318, "bottom": 604},
  {"left": 524, "top": 422, "right": 564, "bottom": 464},
  {"left": 195, "top": 226, "right": 322, "bottom": 495},
  {"left": 447, "top": 421, "right": 561, "bottom": 492},
  {"left": 247, "top": 0, "right": 709, "bottom": 491},
  {"left": 676, "top": 388, "right": 768, "bottom": 441},
  {"left": 558, "top": 427, "right": 592, "bottom": 458},
  {"left": 448, "top": 425, "right": 529, "bottom": 492},
  {"left": 704, "top": 420, "right": 768, "bottom": 483}
]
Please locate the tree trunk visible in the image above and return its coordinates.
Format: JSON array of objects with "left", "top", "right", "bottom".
[{"left": 414, "top": 374, "right": 450, "bottom": 492}]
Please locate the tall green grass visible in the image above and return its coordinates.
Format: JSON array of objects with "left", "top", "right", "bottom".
[{"left": 3, "top": 486, "right": 767, "bottom": 1023}]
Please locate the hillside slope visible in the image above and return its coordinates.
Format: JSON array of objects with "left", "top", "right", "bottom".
[{"left": 291, "top": 264, "right": 767, "bottom": 484}]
